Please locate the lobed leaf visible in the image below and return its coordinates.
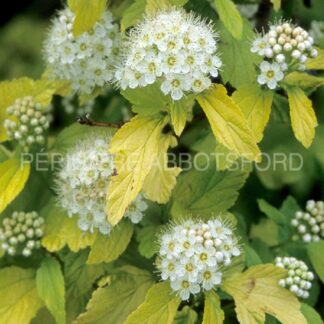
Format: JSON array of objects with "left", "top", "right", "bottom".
[
  {"left": 222, "top": 264, "right": 306, "bottom": 324},
  {"left": 107, "top": 114, "right": 168, "bottom": 225},
  {"left": 287, "top": 87, "right": 318, "bottom": 148},
  {"left": 197, "top": 84, "right": 260, "bottom": 161}
]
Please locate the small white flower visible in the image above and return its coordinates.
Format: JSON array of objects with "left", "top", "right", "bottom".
[
  {"left": 55, "top": 135, "right": 147, "bottom": 235},
  {"left": 257, "top": 61, "right": 284, "bottom": 89},
  {"left": 44, "top": 8, "right": 121, "bottom": 94},
  {"left": 157, "top": 218, "right": 240, "bottom": 300},
  {"left": 115, "top": 8, "right": 221, "bottom": 100}
]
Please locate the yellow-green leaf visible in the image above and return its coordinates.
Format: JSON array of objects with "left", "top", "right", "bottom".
[
  {"left": 0, "top": 159, "right": 30, "bottom": 213},
  {"left": 222, "top": 264, "right": 306, "bottom": 324},
  {"left": 270, "top": 0, "right": 281, "bottom": 11},
  {"left": 233, "top": 84, "right": 274, "bottom": 142},
  {"left": 215, "top": 142, "right": 239, "bottom": 171},
  {"left": 143, "top": 134, "right": 181, "bottom": 204},
  {"left": 284, "top": 72, "right": 324, "bottom": 89},
  {"left": 76, "top": 266, "right": 154, "bottom": 324},
  {"left": 107, "top": 114, "right": 168, "bottom": 225},
  {"left": 214, "top": 0, "right": 243, "bottom": 39},
  {"left": 197, "top": 84, "right": 260, "bottom": 161},
  {"left": 121, "top": 0, "right": 146, "bottom": 31},
  {"left": 41, "top": 201, "right": 95, "bottom": 252},
  {"left": 87, "top": 221, "right": 134, "bottom": 264},
  {"left": 169, "top": 97, "right": 194, "bottom": 136},
  {"left": 68, "top": 0, "right": 107, "bottom": 36},
  {"left": 174, "top": 306, "right": 198, "bottom": 324},
  {"left": 307, "top": 241, "right": 324, "bottom": 283},
  {"left": 36, "top": 257, "right": 66, "bottom": 324},
  {"left": 306, "top": 48, "right": 324, "bottom": 70},
  {"left": 202, "top": 291, "right": 224, "bottom": 324},
  {"left": 125, "top": 282, "right": 181, "bottom": 324},
  {"left": 287, "top": 87, "right": 318, "bottom": 148},
  {"left": 0, "top": 267, "right": 43, "bottom": 324}
]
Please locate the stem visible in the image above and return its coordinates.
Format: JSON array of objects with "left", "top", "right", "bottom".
[{"left": 77, "top": 114, "right": 123, "bottom": 128}]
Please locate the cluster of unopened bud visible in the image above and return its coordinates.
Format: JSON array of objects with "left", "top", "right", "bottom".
[
  {"left": 4, "top": 96, "right": 50, "bottom": 151},
  {"left": 275, "top": 256, "right": 314, "bottom": 299},
  {"left": 291, "top": 200, "right": 324, "bottom": 243},
  {"left": 0, "top": 211, "right": 44, "bottom": 257},
  {"left": 252, "top": 21, "right": 318, "bottom": 89}
]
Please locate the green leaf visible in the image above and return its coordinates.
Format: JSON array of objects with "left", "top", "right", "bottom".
[
  {"left": 287, "top": 87, "right": 318, "bottom": 148},
  {"left": 174, "top": 306, "right": 198, "bottom": 324},
  {"left": 197, "top": 84, "right": 260, "bottom": 161},
  {"left": 300, "top": 303, "right": 323, "bottom": 324},
  {"left": 218, "top": 20, "right": 261, "bottom": 88},
  {"left": 244, "top": 246, "right": 263, "bottom": 267},
  {"left": 284, "top": 72, "right": 324, "bottom": 89},
  {"left": 171, "top": 159, "right": 251, "bottom": 219},
  {"left": 121, "top": 83, "right": 167, "bottom": 116},
  {"left": 145, "top": 0, "right": 188, "bottom": 14},
  {"left": 41, "top": 201, "right": 95, "bottom": 252},
  {"left": 137, "top": 225, "right": 161, "bottom": 258},
  {"left": 107, "top": 114, "right": 168, "bottom": 225},
  {"left": 222, "top": 264, "right": 306, "bottom": 324},
  {"left": 257, "top": 199, "right": 287, "bottom": 225},
  {"left": 270, "top": 0, "right": 281, "bottom": 11},
  {"left": 202, "top": 290, "right": 224, "bottom": 324},
  {"left": 142, "top": 134, "right": 181, "bottom": 204},
  {"left": 63, "top": 250, "right": 107, "bottom": 323},
  {"left": 36, "top": 257, "right": 66, "bottom": 324},
  {"left": 68, "top": 0, "right": 107, "bottom": 36},
  {"left": 125, "top": 282, "right": 181, "bottom": 324},
  {"left": 0, "top": 267, "right": 43, "bottom": 324},
  {"left": 214, "top": 0, "right": 243, "bottom": 39},
  {"left": 121, "top": 0, "right": 146, "bottom": 31},
  {"left": 76, "top": 266, "right": 154, "bottom": 324},
  {"left": 233, "top": 85, "right": 274, "bottom": 142},
  {"left": 307, "top": 241, "right": 324, "bottom": 283},
  {"left": 0, "top": 159, "right": 30, "bottom": 213},
  {"left": 87, "top": 221, "right": 134, "bottom": 264}
]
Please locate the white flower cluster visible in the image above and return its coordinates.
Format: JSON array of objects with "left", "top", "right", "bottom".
[
  {"left": 275, "top": 256, "right": 314, "bottom": 299},
  {"left": 4, "top": 96, "right": 50, "bottom": 151},
  {"left": 0, "top": 211, "right": 44, "bottom": 257},
  {"left": 44, "top": 8, "right": 121, "bottom": 94},
  {"left": 309, "top": 21, "right": 324, "bottom": 45},
  {"left": 157, "top": 219, "right": 240, "bottom": 301},
  {"left": 55, "top": 134, "right": 147, "bottom": 235},
  {"left": 291, "top": 200, "right": 324, "bottom": 243},
  {"left": 62, "top": 95, "right": 94, "bottom": 116},
  {"left": 251, "top": 21, "right": 318, "bottom": 89},
  {"left": 115, "top": 9, "right": 221, "bottom": 101}
]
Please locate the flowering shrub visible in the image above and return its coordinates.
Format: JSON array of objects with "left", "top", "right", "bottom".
[{"left": 0, "top": 0, "right": 323, "bottom": 323}]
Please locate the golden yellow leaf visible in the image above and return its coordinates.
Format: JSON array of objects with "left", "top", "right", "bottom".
[
  {"left": 287, "top": 87, "right": 318, "bottom": 148},
  {"left": 222, "top": 264, "right": 307, "bottom": 324},
  {"left": 202, "top": 290, "right": 224, "bottom": 324},
  {"left": 0, "top": 159, "right": 30, "bottom": 213},
  {"left": 41, "top": 201, "right": 95, "bottom": 252},
  {"left": 107, "top": 115, "right": 168, "bottom": 225},
  {"left": 197, "top": 84, "right": 260, "bottom": 162},
  {"left": 233, "top": 84, "right": 274, "bottom": 142},
  {"left": 68, "top": 0, "right": 107, "bottom": 36},
  {"left": 306, "top": 48, "right": 324, "bottom": 70},
  {"left": 143, "top": 134, "right": 181, "bottom": 203}
]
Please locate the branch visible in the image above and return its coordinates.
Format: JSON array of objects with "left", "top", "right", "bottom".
[{"left": 77, "top": 114, "right": 123, "bottom": 128}]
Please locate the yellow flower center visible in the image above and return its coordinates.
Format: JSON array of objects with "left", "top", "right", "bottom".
[{"left": 267, "top": 70, "right": 275, "bottom": 78}]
